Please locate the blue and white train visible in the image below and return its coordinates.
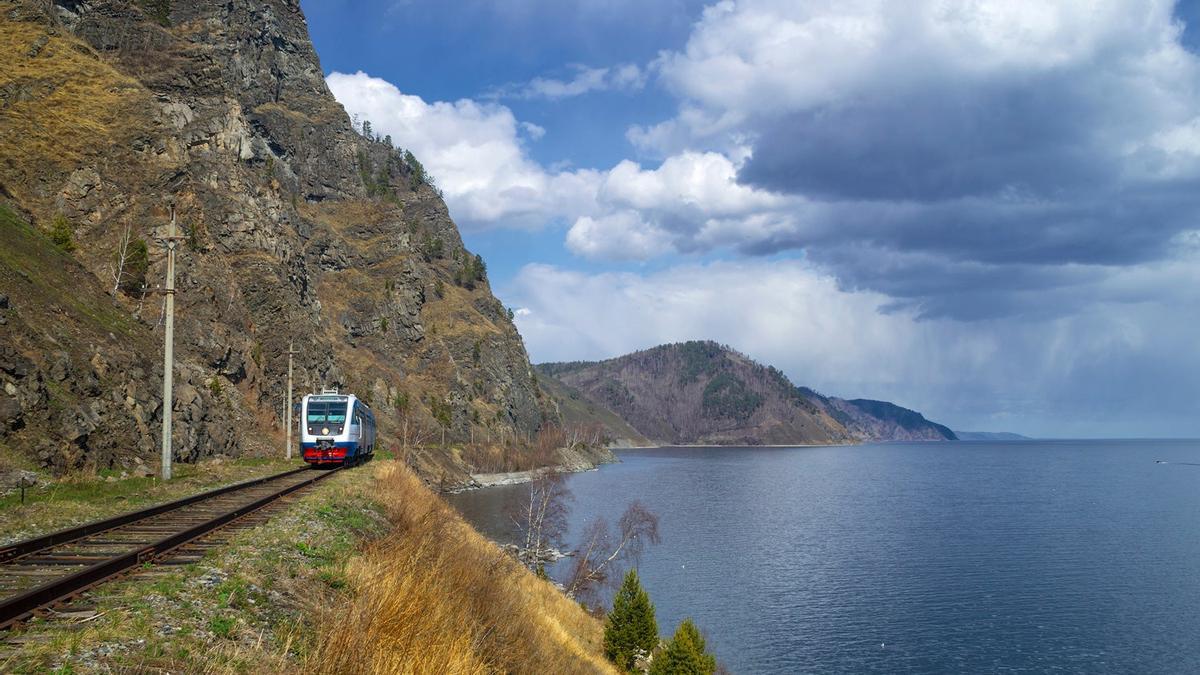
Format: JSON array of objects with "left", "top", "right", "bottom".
[{"left": 300, "top": 389, "right": 377, "bottom": 466}]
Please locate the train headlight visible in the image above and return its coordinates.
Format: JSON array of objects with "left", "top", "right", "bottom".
[{"left": 322, "top": 427, "right": 329, "bottom": 435}]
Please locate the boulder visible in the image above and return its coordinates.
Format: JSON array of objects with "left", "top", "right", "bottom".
[
  {"left": 49, "top": 352, "right": 71, "bottom": 382},
  {"left": 0, "top": 346, "right": 30, "bottom": 379},
  {"left": 0, "top": 469, "right": 38, "bottom": 489},
  {"left": 0, "top": 395, "right": 22, "bottom": 432}
]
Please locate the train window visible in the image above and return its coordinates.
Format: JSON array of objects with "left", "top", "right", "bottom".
[
  {"left": 307, "top": 400, "right": 349, "bottom": 434},
  {"left": 306, "top": 402, "right": 330, "bottom": 424}
]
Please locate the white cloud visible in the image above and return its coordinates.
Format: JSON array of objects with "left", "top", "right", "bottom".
[
  {"left": 520, "top": 121, "right": 547, "bottom": 140},
  {"left": 327, "top": 71, "right": 601, "bottom": 228},
  {"left": 565, "top": 211, "right": 673, "bottom": 260},
  {"left": 600, "top": 151, "right": 782, "bottom": 215},
  {"left": 563, "top": 150, "right": 807, "bottom": 259},
  {"left": 492, "top": 63, "right": 648, "bottom": 101}
]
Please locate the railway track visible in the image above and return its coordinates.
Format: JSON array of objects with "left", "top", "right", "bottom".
[{"left": 0, "top": 465, "right": 342, "bottom": 630}]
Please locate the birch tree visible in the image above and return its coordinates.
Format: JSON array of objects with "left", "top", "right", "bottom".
[
  {"left": 509, "top": 471, "right": 572, "bottom": 573},
  {"left": 110, "top": 225, "right": 133, "bottom": 295},
  {"left": 566, "top": 501, "right": 660, "bottom": 602}
]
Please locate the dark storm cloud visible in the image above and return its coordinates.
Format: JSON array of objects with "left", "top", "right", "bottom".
[
  {"left": 739, "top": 74, "right": 1116, "bottom": 202},
  {"left": 725, "top": 68, "right": 1200, "bottom": 319}
]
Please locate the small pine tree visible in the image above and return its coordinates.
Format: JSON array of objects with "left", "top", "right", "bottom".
[
  {"left": 652, "top": 619, "right": 715, "bottom": 672},
  {"left": 49, "top": 214, "right": 75, "bottom": 252},
  {"left": 648, "top": 619, "right": 716, "bottom": 675},
  {"left": 604, "top": 570, "right": 658, "bottom": 671}
]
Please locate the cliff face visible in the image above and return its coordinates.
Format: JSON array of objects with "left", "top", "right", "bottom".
[
  {"left": 537, "top": 341, "right": 957, "bottom": 446},
  {"left": 0, "top": 0, "right": 548, "bottom": 476},
  {"left": 815, "top": 396, "right": 957, "bottom": 442}
]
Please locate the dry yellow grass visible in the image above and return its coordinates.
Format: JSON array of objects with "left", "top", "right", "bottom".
[
  {"left": 307, "top": 462, "right": 617, "bottom": 675},
  {"left": 0, "top": 12, "right": 151, "bottom": 177}
]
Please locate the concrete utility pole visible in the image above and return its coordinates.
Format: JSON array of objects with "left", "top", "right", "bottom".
[
  {"left": 160, "top": 207, "right": 182, "bottom": 480},
  {"left": 285, "top": 341, "right": 297, "bottom": 460}
]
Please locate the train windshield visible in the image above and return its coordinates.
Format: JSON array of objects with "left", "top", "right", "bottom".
[{"left": 306, "top": 399, "right": 349, "bottom": 434}]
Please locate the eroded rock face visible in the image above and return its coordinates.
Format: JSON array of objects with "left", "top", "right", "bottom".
[{"left": 0, "top": 0, "right": 551, "bottom": 475}]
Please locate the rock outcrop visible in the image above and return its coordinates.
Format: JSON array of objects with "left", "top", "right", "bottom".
[
  {"left": 0, "top": 0, "right": 549, "bottom": 477},
  {"left": 811, "top": 396, "right": 957, "bottom": 442}
]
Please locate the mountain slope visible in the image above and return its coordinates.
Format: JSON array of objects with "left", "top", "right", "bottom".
[
  {"left": 0, "top": 0, "right": 548, "bottom": 477},
  {"left": 537, "top": 341, "right": 957, "bottom": 446},
  {"left": 537, "top": 371, "right": 651, "bottom": 447},
  {"left": 539, "top": 342, "right": 854, "bottom": 446}
]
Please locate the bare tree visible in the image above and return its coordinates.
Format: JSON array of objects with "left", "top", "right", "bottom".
[
  {"left": 408, "top": 420, "right": 436, "bottom": 452},
  {"left": 509, "top": 471, "right": 573, "bottom": 573},
  {"left": 109, "top": 224, "right": 133, "bottom": 295},
  {"left": 565, "top": 501, "right": 660, "bottom": 602}
]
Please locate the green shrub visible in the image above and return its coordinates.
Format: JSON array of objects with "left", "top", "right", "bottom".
[
  {"left": 208, "top": 616, "right": 234, "bottom": 639},
  {"left": 49, "top": 214, "right": 74, "bottom": 252}
]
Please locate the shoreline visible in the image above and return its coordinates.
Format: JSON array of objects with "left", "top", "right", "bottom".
[
  {"left": 618, "top": 442, "right": 849, "bottom": 449},
  {"left": 451, "top": 445, "right": 619, "bottom": 492}
]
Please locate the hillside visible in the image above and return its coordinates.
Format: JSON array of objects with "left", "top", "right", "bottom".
[
  {"left": 539, "top": 342, "right": 853, "bottom": 446},
  {"left": 0, "top": 0, "right": 550, "bottom": 479},
  {"left": 538, "top": 341, "right": 957, "bottom": 446},
  {"left": 537, "top": 371, "right": 651, "bottom": 447}
]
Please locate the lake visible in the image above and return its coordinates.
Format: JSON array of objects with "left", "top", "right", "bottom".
[{"left": 446, "top": 440, "right": 1200, "bottom": 673}]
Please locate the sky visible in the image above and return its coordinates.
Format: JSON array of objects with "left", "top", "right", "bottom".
[{"left": 301, "top": 0, "right": 1200, "bottom": 438}]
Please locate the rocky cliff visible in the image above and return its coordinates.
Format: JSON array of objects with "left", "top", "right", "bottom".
[
  {"left": 537, "top": 341, "right": 957, "bottom": 446},
  {"left": 0, "top": 0, "right": 550, "bottom": 478},
  {"left": 810, "top": 395, "right": 957, "bottom": 442}
]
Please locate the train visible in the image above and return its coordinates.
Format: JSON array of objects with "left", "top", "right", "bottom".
[{"left": 299, "top": 389, "right": 377, "bottom": 466}]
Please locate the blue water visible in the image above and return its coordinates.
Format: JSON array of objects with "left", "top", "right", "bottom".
[{"left": 447, "top": 440, "right": 1200, "bottom": 673}]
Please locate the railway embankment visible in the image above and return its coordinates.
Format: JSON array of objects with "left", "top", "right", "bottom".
[{"left": 1, "top": 460, "right": 614, "bottom": 673}]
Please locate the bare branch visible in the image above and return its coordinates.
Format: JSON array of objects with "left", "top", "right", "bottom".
[{"left": 565, "top": 501, "right": 660, "bottom": 602}]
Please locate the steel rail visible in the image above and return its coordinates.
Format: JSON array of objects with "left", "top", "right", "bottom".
[
  {"left": 0, "top": 467, "right": 340, "bottom": 629},
  {"left": 0, "top": 467, "right": 312, "bottom": 564}
]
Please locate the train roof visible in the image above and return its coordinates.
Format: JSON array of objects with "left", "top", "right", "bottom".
[{"left": 302, "top": 392, "right": 372, "bottom": 409}]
